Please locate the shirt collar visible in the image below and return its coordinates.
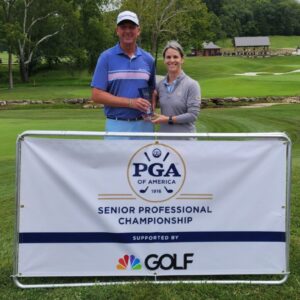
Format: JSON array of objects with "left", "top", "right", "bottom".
[
  {"left": 163, "top": 78, "right": 176, "bottom": 87},
  {"left": 163, "top": 71, "right": 185, "bottom": 86}
]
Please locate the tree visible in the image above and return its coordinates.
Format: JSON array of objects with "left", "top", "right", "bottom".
[
  {"left": 121, "top": 0, "right": 189, "bottom": 63},
  {"left": 121, "top": 0, "right": 215, "bottom": 64},
  {"left": 202, "top": 0, "right": 223, "bottom": 16},
  {"left": 274, "top": 0, "right": 300, "bottom": 35},
  {"left": 75, "top": 0, "right": 115, "bottom": 72},
  {"left": 0, "top": 0, "right": 19, "bottom": 89},
  {"left": 47, "top": 0, "right": 116, "bottom": 72},
  {"left": 16, "top": 0, "right": 65, "bottom": 82},
  {"left": 217, "top": 0, "right": 300, "bottom": 38},
  {"left": 29, "top": 0, "right": 83, "bottom": 71},
  {"left": 176, "top": 0, "right": 223, "bottom": 50}
]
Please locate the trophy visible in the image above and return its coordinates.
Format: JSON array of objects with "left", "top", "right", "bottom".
[{"left": 138, "top": 87, "right": 153, "bottom": 121}]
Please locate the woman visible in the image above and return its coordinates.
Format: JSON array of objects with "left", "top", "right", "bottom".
[{"left": 152, "top": 41, "right": 201, "bottom": 134}]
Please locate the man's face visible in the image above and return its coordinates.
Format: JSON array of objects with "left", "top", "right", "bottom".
[{"left": 116, "top": 21, "right": 140, "bottom": 46}]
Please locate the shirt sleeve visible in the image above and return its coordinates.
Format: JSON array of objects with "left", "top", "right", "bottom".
[
  {"left": 90, "top": 52, "right": 108, "bottom": 90},
  {"left": 175, "top": 80, "right": 201, "bottom": 124}
]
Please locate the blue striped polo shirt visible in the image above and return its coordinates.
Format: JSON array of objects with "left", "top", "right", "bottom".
[{"left": 91, "top": 43, "right": 156, "bottom": 119}]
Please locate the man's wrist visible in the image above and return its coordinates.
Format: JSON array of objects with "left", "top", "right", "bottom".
[
  {"left": 128, "top": 98, "right": 133, "bottom": 108},
  {"left": 168, "top": 116, "right": 174, "bottom": 125}
]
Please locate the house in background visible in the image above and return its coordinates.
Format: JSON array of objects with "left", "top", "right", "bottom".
[
  {"left": 234, "top": 36, "right": 270, "bottom": 56},
  {"left": 190, "top": 42, "right": 221, "bottom": 56},
  {"left": 202, "top": 42, "right": 221, "bottom": 56}
]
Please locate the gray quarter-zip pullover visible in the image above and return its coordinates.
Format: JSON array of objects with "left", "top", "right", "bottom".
[{"left": 157, "top": 71, "right": 201, "bottom": 133}]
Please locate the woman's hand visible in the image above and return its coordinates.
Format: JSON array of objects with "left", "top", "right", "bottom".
[{"left": 151, "top": 113, "right": 169, "bottom": 124}]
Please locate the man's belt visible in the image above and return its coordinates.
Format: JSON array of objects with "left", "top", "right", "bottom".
[{"left": 107, "top": 116, "right": 143, "bottom": 122}]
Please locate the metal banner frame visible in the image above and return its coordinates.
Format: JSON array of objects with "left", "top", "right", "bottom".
[{"left": 13, "top": 131, "right": 291, "bottom": 288}]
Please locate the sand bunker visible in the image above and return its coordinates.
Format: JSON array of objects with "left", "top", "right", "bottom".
[{"left": 235, "top": 69, "right": 300, "bottom": 76}]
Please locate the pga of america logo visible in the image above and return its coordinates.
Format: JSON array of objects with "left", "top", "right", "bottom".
[{"left": 127, "top": 143, "right": 186, "bottom": 202}]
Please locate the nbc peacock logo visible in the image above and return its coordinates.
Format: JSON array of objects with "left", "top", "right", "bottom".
[{"left": 116, "top": 254, "right": 142, "bottom": 270}]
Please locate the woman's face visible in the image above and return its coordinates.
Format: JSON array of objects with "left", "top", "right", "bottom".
[{"left": 164, "top": 48, "right": 183, "bottom": 74}]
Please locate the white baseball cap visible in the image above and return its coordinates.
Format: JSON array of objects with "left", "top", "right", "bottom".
[{"left": 117, "top": 11, "right": 139, "bottom": 26}]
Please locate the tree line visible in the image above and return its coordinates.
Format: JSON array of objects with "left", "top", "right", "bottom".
[
  {"left": 203, "top": 0, "right": 300, "bottom": 37},
  {"left": 1, "top": 0, "right": 300, "bottom": 88}
]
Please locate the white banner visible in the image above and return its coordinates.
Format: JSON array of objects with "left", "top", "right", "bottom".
[{"left": 17, "top": 137, "right": 287, "bottom": 277}]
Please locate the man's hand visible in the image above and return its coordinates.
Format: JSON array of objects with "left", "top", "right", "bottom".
[
  {"left": 131, "top": 98, "right": 151, "bottom": 112},
  {"left": 91, "top": 88, "right": 150, "bottom": 112}
]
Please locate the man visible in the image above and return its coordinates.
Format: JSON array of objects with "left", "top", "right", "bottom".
[{"left": 91, "top": 11, "right": 155, "bottom": 139}]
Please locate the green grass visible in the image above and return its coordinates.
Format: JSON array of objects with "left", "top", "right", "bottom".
[
  {"left": 0, "top": 104, "right": 299, "bottom": 299},
  {"left": 158, "top": 56, "right": 300, "bottom": 98},
  {"left": 1, "top": 56, "right": 300, "bottom": 100},
  {"left": 269, "top": 36, "right": 300, "bottom": 49},
  {"left": 0, "top": 85, "right": 91, "bottom": 100},
  {"left": 0, "top": 67, "right": 91, "bottom": 100}
]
